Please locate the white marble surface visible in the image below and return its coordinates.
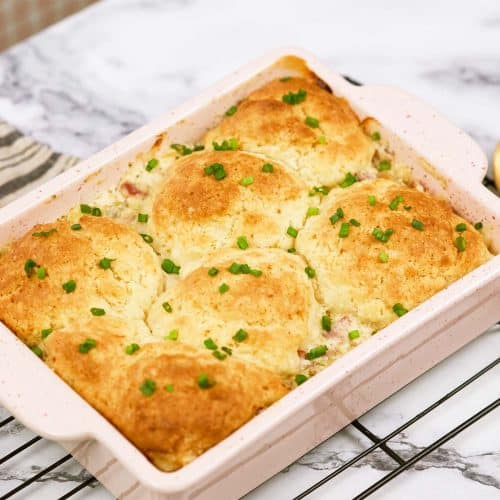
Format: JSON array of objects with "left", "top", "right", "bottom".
[{"left": 0, "top": 0, "right": 499, "bottom": 498}]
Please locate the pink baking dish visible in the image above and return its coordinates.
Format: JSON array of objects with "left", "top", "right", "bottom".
[{"left": 0, "top": 48, "right": 499, "bottom": 499}]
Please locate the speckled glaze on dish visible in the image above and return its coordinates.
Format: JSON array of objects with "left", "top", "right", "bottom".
[{"left": 0, "top": 48, "right": 499, "bottom": 500}]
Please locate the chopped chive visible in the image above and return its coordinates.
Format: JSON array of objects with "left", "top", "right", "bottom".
[
  {"left": 318, "top": 135, "right": 327, "bottom": 144},
  {"left": 305, "top": 266, "right": 316, "bottom": 278},
  {"left": 62, "top": 280, "right": 76, "bottom": 293},
  {"left": 393, "top": 303, "right": 408, "bottom": 317},
  {"left": 229, "top": 262, "right": 241, "bottom": 274},
  {"left": 80, "top": 204, "right": 92, "bottom": 214},
  {"left": 212, "top": 350, "right": 227, "bottom": 361},
  {"left": 197, "top": 373, "right": 215, "bottom": 389},
  {"left": 164, "top": 383, "right": 174, "bottom": 393},
  {"left": 339, "top": 222, "right": 350, "bottom": 238},
  {"left": 287, "top": 226, "right": 299, "bottom": 238},
  {"left": 41, "top": 328, "right": 52, "bottom": 339},
  {"left": 225, "top": 105, "right": 238, "bottom": 116},
  {"left": 161, "top": 259, "right": 181, "bottom": 274},
  {"left": 305, "top": 116, "right": 319, "bottom": 128},
  {"left": 140, "top": 233, "right": 153, "bottom": 244},
  {"left": 307, "top": 207, "right": 320, "bottom": 217},
  {"left": 455, "top": 236, "right": 466, "bottom": 252},
  {"left": 310, "top": 186, "right": 330, "bottom": 196},
  {"left": 389, "top": 195, "right": 404, "bottom": 211},
  {"left": 287, "top": 248, "right": 296, "bottom": 253},
  {"left": 349, "top": 218, "right": 361, "bottom": 227},
  {"left": 474, "top": 221, "right": 483, "bottom": 230},
  {"left": 378, "top": 160, "right": 391, "bottom": 171},
  {"left": 455, "top": 223, "right": 467, "bottom": 232},
  {"left": 204, "top": 338, "right": 218, "bottom": 350},
  {"left": 32, "top": 228, "right": 56, "bottom": 237},
  {"left": 305, "top": 345, "right": 328, "bottom": 360},
  {"left": 79, "top": 338, "right": 97, "bottom": 354},
  {"left": 212, "top": 138, "right": 239, "bottom": 151},
  {"left": 145, "top": 158, "right": 159, "bottom": 171},
  {"left": 140, "top": 379, "right": 156, "bottom": 396},
  {"left": 221, "top": 346, "right": 232, "bottom": 355},
  {"left": 137, "top": 213, "right": 149, "bottom": 223},
  {"left": 99, "top": 257, "right": 113, "bottom": 270},
  {"left": 171, "top": 144, "right": 194, "bottom": 156},
  {"left": 262, "top": 163, "right": 274, "bottom": 173},
  {"left": 125, "top": 343, "right": 140, "bottom": 355},
  {"left": 348, "top": 329, "right": 360, "bottom": 340},
  {"left": 411, "top": 219, "right": 424, "bottom": 231},
  {"left": 162, "top": 301, "right": 173, "bottom": 313},
  {"left": 204, "top": 162, "right": 227, "bottom": 180},
  {"left": 378, "top": 251, "right": 389, "bottom": 263},
  {"left": 339, "top": 172, "right": 358, "bottom": 188},
  {"left": 404, "top": 205, "right": 412, "bottom": 211},
  {"left": 31, "top": 346, "right": 43, "bottom": 357},
  {"left": 280, "top": 76, "right": 292, "bottom": 82},
  {"left": 295, "top": 374, "right": 308, "bottom": 385},
  {"left": 71, "top": 223, "right": 82, "bottom": 231},
  {"left": 91, "top": 207, "right": 102, "bottom": 217},
  {"left": 237, "top": 236, "right": 249, "bottom": 250},
  {"left": 24, "top": 258, "right": 37, "bottom": 277},
  {"left": 371, "top": 131, "right": 381, "bottom": 141},
  {"left": 232, "top": 329, "right": 248, "bottom": 342},
  {"left": 165, "top": 329, "right": 179, "bottom": 341},
  {"left": 90, "top": 307, "right": 105, "bottom": 316},
  {"left": 372, "top": 227, "right": 394, "bottom": 243},
  {"left": 282, "top": 89, "right": 307, "bottom": 105},
  {"left": 321, "top": 315, "right": 331, "bottom": 332},
  {"left": 368, "top": 195, "right": 376, "bottom": 206},
  {"left": 241, "top": 176, "right": 254, "bottom": 187},
  {"left": 219, "top": 283, "right": 229, "bottom": 294},
  {"left": 249, "top": 268, "right": 262, "bottom": 277},
  {"left": 329, "top": 207, "right": 344, "bottom": 225},
  {"left": 36, "top": 267, "right": 46, "bottom": 279},
  {"left": 208, "top": 267, "right": 219, "bottom": 277}
]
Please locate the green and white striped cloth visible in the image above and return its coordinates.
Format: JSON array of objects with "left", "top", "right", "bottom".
[{"left": 0, "top": 120, "right": 78, "bottom": 207}]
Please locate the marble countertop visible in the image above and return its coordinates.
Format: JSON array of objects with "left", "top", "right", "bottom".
[{"left": 0, "top": 0, "right": 499, "bottom": 498}]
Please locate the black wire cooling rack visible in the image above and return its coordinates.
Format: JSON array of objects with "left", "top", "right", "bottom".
[{"left": 0, "top": 77, "right": 499, "bottom": 500}]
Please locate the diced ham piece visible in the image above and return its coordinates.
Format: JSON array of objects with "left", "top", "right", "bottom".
[{"left": 121, "top": 182, "right": 147, "bottom": 197}]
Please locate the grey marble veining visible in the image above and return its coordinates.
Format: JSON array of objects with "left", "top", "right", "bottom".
[{"left": 0, "top": 0, "right": 499, "bottom": 498}]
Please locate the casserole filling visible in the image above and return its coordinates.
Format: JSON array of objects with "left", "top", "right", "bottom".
[{"left": 0, "top": 75, "right": 492, "bottom": 471}]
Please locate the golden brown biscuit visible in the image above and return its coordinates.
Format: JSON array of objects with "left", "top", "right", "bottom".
[
  {"left": 204, "top": 77, "right": 375, "bottom": 187},
  {"left": 0, "top": 216, "right": 162, "bottom": 345},
  {"left": 148, "top": 248, "right": 324, "bottom": 376},
  {"left": 43, "top": 317, "right": 288, "bottom": 471},
  {"left": 151, "top": 150, "right": 310, "bottom": 267},
  {"left": 296, "top": 179, "right": 491, "bottom": 330}
]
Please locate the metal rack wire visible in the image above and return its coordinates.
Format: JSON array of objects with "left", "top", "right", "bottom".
[{"left": 0, "top": 77, "right": 499, "bottom": 500}]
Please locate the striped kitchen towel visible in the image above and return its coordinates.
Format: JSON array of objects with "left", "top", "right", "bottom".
[{"left": 0, "top": 120, "right": 79, "bottom": 207}]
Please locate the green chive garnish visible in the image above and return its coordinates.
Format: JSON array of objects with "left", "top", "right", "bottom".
[
  {"left": 368, "top": 195, "right": 376, "bottom": 206},
  {"left": 305, "top": 345, "right": 328, "bottom": 360},
  {"left": 310, "top": 186, "right": 330, "bottom": 196},
  {"left": 212, "top": 350, "right": 227, "bottom": 361},
  {"left": 162, "top": 302, "right": 173, "bottom": 313},
  {"left": 371, "top": 131, "right": 381, "bottom": 141},
  {"left": 474, "top": 222, "right": 483, "bottom": 230},
  {"left": 204, "top": 338, "right": 218, "bottom": 350},
  {"left": 71, "top": 223, "right": 82, "bottom": 231},
  {"left": 307, "top": 207, "right": 320, "bottom": 217},
  {"left": 36, "top": 267, "right": 46, "bottom": 279},
  {"left": 41, "top": 328, "right": 52, "bottom": 339},
  {"left": 455, "top": 223, "right": 467, "bottom": 232},
  {"left": 99, "top": 257, "right": 113, "bottom": 270},
  {"left": 225, "top": 105, "right": 238, "bottom": 116},
  {"left": 404, "top": 205, "right": 412, "bottom": 211},
  {"left": 305, "top": 266, "right": 316, "bottom": 278},
  {"left": 80, "top": 204, "right": 92, "bottom": 214},
  {"left": 455, "top": 236, "right": 466, "bottom": 252},
  {"left": 321, "top": 315, "right": 331, "bottom": 332},
  {"left": 91, "top": 207, "right": 102, "bottom": 217},
  {"left": 137, "top": 213, "right": 149, "bottom": 223},
  {"left": 288, "top": 248, "right": 296, "bottom": 253},
  {"left": 318, "top": 135, "right": 327, "bottom": 144},
  {"left": 197, "top": 373, "right": 215, "bottom": 389},
  {"left": 24, "top": 259, "right": 37, "bottom": 277},
  {"left": 280, "top": 76, "right": 292, "bottom": 82},
  {"left": 145, "top": 158, "right": 159, "bottom": 171},
  {"left": 31, "top": 346, "right": 43, "bottom": 357},
  {"left": 79, "top": 338, "right": 97, "bottom": 353},
  {"left": 208, "top": 267, "right": 219, "bottom": 276},
  {"left": 282, "top": 89, "right": 307, "bottom": 105},
  {"left": 212, "top": 138, "right": 239, "bottom": 151},
  {"left": 32, "top": 228, "right": 56, "bottom": 237},
  {"left": 219, "top": 283, "right": 229, "bottom": 294},
  {"left": 262, "top": 163, "right": 274, "bottom": 173},
  {"left": 389, "top": 195, "right": 404, "bottom": 211},
  {"left": 339, "top": 172, "right": 358, "bottom": 188},
  {"left": 140, "top": 379, "right": 156, "bottom": 396},
  {"left": 140, "top": 233, "right": 153, "bottom": 243},
  {"left": 378, "top": 251, "right": 389, "bottom": 263},
  {"left": 287, "top": 226, "right": 299, "bottom": 238},
  {"left": 348, "top": 330, "right": 360, "bottom": 340},
  {"left": 378, "top": 160, "right": 391, "bottom": 171},
  {"left": 233, "top": 329, "right": 248, "bottom": 342},
  {"left": 90, "top": 307, "right": 105, "bottom": 316},
  {"left": 125, "top": 343, "right": 140, "bottom": 355},
  {"left": 372, "top": 227, "right": 394, "bottom": 243},
  {"left": 171, "top": 144, "right": 197, "bottom": 156},
  {"left": 305, "top": 116, "right": 319, "bottom": 128},
  {"left": 164, "top": 383, "right": 174, "bottom": 393},
  {"left": 62, "top": 280, "right": 76, "bottom": 293},
  {"left": 349, "top": 218, "right": 361, "bottom": 227},
  {"left": 339, "top": 222, "right": 350, "bottom": 238},
  {"left": 165, "top": 329, "right": 179, "bottom": 341},
  {"left": 241, "top": 176, "right": 254, "bottom": 187},
  {"left": 295, "top": 374, "right": 308, "bottom": 385},
  {"left": 204, "top": 162, "right": 227, "bottom": 180},
  {"left": 411, "top": 219, "right": 424, "bottom": 231},
  {"left": 237, "top": 236, "right": 249, "bottom": 250},
  {"left": 393, "top": 303, "right": 408, "bottom": 317},
  {"left": 221, "top": 346, "right": 232, "bottom": 355},
  {"left": 329, "top": 208, "right": 344, "bottom": 225},
  {"left": 162, "top": 259, "right": 180, "bottom": 274}
]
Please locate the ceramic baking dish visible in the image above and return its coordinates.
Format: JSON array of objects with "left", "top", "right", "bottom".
[{"left": 0, "top": 48, "right": 499, "bottom": 499}]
